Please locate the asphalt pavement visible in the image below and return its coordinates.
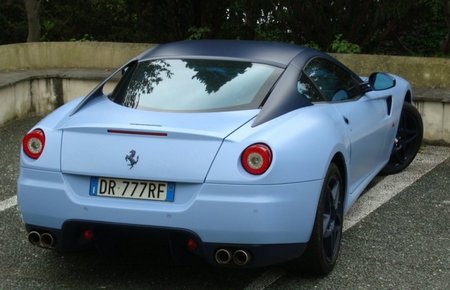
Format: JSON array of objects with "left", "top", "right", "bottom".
[
  {"left": 268, "top": 151, "right": 450, "bottom": 289},
  {"left": 1, "top": 116, "right": 449, "bottom": 289},
  {"left": 0, "top": 115, "right": 41, "bottom": 201}
]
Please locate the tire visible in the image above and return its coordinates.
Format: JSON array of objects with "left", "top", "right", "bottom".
[
  {"left": 380, "top": 102, "right": 423, "bottom": 175},
  {"left": 302, "top": 163, "right": 344, "bottom": 275}
]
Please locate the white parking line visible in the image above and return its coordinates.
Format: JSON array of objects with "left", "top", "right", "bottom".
[
  {"left": 0, "top": 195, "right": 17, "bottom": 212},
  {"left": 344, "top": 146, "right": 450, "bottom": 230},
  {"left": 244, "top": 145, "right": 450, "bottom": 290}
]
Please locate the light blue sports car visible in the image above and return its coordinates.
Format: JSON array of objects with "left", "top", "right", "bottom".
[{"left": 18, "top": 40, "right": 423, "bottom": 275}]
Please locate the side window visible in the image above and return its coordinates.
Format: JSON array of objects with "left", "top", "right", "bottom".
[
  {"left": 303, "top": 58, "right": 362, "bottom": 102},
  {"left": 297, "top": 72, "right": 324, "bottom": 102}
]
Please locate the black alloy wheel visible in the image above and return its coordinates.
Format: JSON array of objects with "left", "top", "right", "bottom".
[
  {"left": 322, "top": 169, "right": 343, "bottom": 262},
  {"left": 301, "top": 163, "right": 344, "bottom": 275},
  {"left": 380, "top": 102, "right": 423, "bottom": 175}
]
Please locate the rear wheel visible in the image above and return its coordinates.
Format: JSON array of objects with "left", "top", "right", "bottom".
[
  {"left": 380, "top": 102, "right": 423, "bottom": 175},
  {"left": 302, "top": 163, "right": 344, "bottom": 275}
]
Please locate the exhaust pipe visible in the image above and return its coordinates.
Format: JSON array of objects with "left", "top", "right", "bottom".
[
  {"left": 27, "top": 231, "right": 55, "bottom": 248},
  {"left": 233, "top": 249, "right": 251, "bottom": 266},
  {"left": 215, "top": 249, "right": 232, "bottom": 264},
  {"left": 40, "top": 233, "right": 55, "bottom": 248},
  {"left": 28, "top": 231, "right": 41, "bottom": 246}
]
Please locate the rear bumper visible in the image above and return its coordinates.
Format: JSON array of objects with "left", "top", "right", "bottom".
[
  {"left": 25, "top": 221, "right": 307, "bottom": 267},
  {"left": 18, "top": 167, "right": 322, "bottom": 266}
]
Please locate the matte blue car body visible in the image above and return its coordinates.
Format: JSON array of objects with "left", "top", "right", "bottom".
[{"left": 17, "top": 40, "right": 412, "bottom": 267}]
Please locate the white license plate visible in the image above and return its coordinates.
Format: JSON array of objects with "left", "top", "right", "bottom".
[{"left": 89, "top": 177, "right": 175, "bottom": 202}]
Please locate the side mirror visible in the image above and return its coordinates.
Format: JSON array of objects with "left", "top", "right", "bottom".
[{"left": 368, "top": 72, "right": 396, "bottom": 90}]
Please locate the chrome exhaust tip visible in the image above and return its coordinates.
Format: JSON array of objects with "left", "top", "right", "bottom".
[
  {"left": 233, "top": 249, "right": 251, "bottom": 266},
  {"left": 215, "top": 248, "right": 232, "bottom": 265},
  {"left": 27, "top": 231, "right": 41, "bottom": 246},
  {"left": 40, "top": 232, "right": 55, "bottom": 248}
]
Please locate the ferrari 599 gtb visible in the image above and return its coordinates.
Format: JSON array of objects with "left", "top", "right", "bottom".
[{"left": 18, "top": 40, "right": 423, "bottom": 274}]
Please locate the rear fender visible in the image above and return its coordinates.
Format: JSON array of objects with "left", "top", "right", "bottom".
[
  {"left": 20, "top": 127, "right": 62, "bottom": 171},
  {"left": 20, "top": 97, "right": 84, "bottom": 171},
  {"left": 206, "top": 105, "right": 350, "bottom": 185}
]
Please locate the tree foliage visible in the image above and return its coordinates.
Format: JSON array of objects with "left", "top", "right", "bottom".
[
  {"left": 2, "top": 0, "right": 448, "bottom": 56},
  {"left": 0, "top": 0, "right": 27, "bottom": 44}
]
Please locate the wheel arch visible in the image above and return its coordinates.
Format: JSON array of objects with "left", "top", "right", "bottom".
[
  {"left": 330, "top": 152, "right": 347, "bottom": 201},
  {"left": 404, "top": 90, "right": 412, "bottom": 104}
]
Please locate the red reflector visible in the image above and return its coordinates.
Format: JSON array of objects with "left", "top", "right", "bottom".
[
  {"left": 82, "top": 229, "right": 94, "bottom": 241},
  {"left": 22, "top": 129, "right": 46, "bottom": 159},
  {"left": 108, "top": 129, "right": 167, "bottom": 137},
  {"left": 241, "top": 143, "right": 272, "bottom": 175},
  {"left": 186, "top": 238, "right": 198, "bottom": 252}
]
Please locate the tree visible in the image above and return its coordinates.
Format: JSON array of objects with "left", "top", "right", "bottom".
[
  {"left": 444, "top": 0, "right": 450, "bottom": 53},
  {"left": 1, "top": 0, "right": 446, "bottom": 55},
  {"left": 24, "top": 0, "right": 41, "bottom": 42}
]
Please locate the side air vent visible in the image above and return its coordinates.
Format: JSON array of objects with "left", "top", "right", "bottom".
[{"left": 386, "top": 96, "right": 392, "bottom": 115}]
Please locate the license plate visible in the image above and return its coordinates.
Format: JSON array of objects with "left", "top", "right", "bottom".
[{"left": 89, "top": 177, "right": 175, "bottom": 202}]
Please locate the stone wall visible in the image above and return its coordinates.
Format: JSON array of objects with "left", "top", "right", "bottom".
[
  {"left": 0, "top": 42, "right": 151, "bottom": 71},
  {"left": 1, "top": 41, "right": 449, "bottom": 88}
]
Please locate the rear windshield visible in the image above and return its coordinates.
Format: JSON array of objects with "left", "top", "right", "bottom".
[{"left": 109, "top": 59, "right": 281, "bottom": 112}]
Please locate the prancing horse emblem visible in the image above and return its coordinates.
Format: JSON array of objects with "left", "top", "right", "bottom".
[{"left": 125, "top": 150, "right": 139, "bottom": 169}]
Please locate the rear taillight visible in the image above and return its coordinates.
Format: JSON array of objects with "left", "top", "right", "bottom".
[
  {"left": 22, "top": 129, "right": 45, "bottom": 159},
  {"left": 241, "top": 143, "right": 272, "bottom": 175}
]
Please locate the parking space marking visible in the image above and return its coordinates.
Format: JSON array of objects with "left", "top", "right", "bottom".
[
  {"left": 0, "top": 195, "right": 17, "bottom": 212},
  {"left": 344, "top": 146, "right": 450, "bottom": 231},
  {"left": 244, "top": 145, "right": 450, "bottom": 290}
]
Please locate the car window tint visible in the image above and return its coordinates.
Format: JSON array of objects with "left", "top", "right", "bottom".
[
  {"left": 303, "top": 58, "right": 362, "bottom": 102},
  {"left": 109, "top": 59, "right": 281, "bottom": 112}
]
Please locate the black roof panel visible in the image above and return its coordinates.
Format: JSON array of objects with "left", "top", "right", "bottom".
[{"left": 139, "top": 40, "right": 311, "bottom": 67}]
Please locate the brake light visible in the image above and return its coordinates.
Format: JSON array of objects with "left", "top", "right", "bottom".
[
  {"left": 241, "top": 143, "right": 272, "bottom": 175},
  {"left": 23, "top": 129, "right": 45, "bottom": 159}
]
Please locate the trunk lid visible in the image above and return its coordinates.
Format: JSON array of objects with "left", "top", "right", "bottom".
[{"left": 60, "top": 97, "right": 258, "bottom": 182}]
